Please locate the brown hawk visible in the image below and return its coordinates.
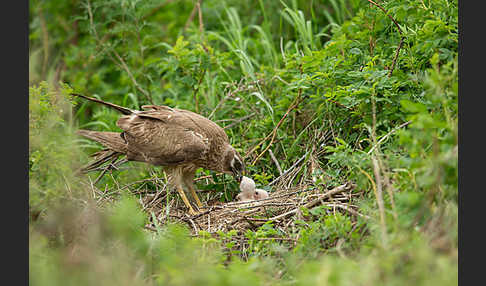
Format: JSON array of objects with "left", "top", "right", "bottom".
[{"left": 73, "top": 94, "right": 245, "bottom": 215}]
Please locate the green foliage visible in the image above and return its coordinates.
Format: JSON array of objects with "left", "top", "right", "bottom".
[
  {"left": 29, "top": 81, "right": 86, "bottom": 213},
  {"left": 30, "top": 198, "right": 280, "bottom": 286},
  {"left": 29, "top": 0, "right": 457, "bottom": 285},
  {"left": 291, "top": 231, "right": 457, "bottom": 286}
]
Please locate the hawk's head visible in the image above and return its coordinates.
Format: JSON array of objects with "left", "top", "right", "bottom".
[{"left": 223, "top": 145, "right": 246, "bottom": 183}]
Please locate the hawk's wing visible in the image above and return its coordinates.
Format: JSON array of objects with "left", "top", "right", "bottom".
[
  {"left": 140, "top": 105, "right": 229, "bottom": 142},
  {"left": 116, "top": 107, "right": 211, "bottom": 166}
]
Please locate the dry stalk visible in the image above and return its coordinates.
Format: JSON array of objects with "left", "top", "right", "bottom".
[
  {"left": 246, "top": 94, "right": 304, "bottom": 163},
  {"left": 370, "top": 94, "right": 388, "bottom": 246},
  {"left": 367, "top": 121, "right": 412, "bottom": 155},
  {"left": 223, "top": 113, "right": 256, "bottom": 129},
  {"left": 184, "top": 0, "right": 199, "bottom": 31},
  {"left": 197, "top": 0, "right": 204, "bottom": 35},
  {"left": 209, "top": 78, "right": 262, "bottom": 120},
  {"left": 268, "top": 149, "right": 283, "bottom": 176},
  {"left": 268, "top": 152, "right": 308, "bottom": 186},
  {"left": 375, "top": 152, "right": 398, "bottom": 220}
]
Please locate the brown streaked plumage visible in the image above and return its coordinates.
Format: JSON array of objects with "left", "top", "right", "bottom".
[{"left": 73, "top": 94, "right": 245, "bottom": 215}]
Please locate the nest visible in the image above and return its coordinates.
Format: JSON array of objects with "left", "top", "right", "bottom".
[
  {"left": 143, "top": 182, "right": 367, "bottom": 238},
  {"left": 83, "top": 163, "right": 368, "bottom": 256},
  {"left": 82, "top": 154, "right": 368, "bottom": 254}
]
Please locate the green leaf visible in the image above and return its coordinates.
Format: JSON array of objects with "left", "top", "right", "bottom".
[{"left": 400, "top": 99, "right": 428, "bottom": 113}]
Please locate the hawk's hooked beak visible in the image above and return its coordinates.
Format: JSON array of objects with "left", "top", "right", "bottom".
[{"left": 231, "top": 166, "right": 245, "bottom": 183}]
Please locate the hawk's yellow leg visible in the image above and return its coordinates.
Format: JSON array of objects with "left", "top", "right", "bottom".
[
  {"left": 187, "top": 184, "right": 204, "bottom": 210},
  {"left": 176, "top": 186, "right": 197, "bottom": 215}
]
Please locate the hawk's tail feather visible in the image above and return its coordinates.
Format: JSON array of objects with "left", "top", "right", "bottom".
[
  {"left": 76, "top": 129, "right": 129, "bottom": 174},
  {"left": 71, "top": 93, "right": 134, "bottom": 115},
  {"left": 80, "top": 149, "right": 124, "bottom": 174},
  {"left": 77, "top": 130, "right": 128, "bottom": 154}
]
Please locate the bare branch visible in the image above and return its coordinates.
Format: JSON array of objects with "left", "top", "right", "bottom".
[
  {"left": 367, "top": 120, "right": 412, "bottom": 155},
  {"left": 248, "top": 95, "right": 304, "bottom": 164},
  {"left": 269, "top": 149, "right": 283, "bottom": 176}
]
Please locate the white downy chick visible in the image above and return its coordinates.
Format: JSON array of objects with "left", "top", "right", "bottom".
[{"left": 236, "top": 176, "right": 269, "bottom": 202}]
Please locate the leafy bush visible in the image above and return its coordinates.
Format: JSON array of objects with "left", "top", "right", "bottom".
[{"left": 29, "top": 81, "right": 86, "bottom": 215}]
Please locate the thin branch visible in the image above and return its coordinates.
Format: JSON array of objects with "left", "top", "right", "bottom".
[
  {"left": 111, "top": 50, "right": 154, "bottom": 104},
  {"left": 328, "top": 204, "right": 371, "bottom": 219},
  {"left": 192, "top": 67, "right": 206, "bottom": 113},
  {"left": 268, "top": 149, "right": 283, "bottom": 176},
  {"left": 223, "top": 113, "right": 256, "bottom": 129},
  {"left": 85, "top": 1, "right": 99, "bottom": 40},
  {"left": 208, "top": 78, "right": 261, "bottom": 120},
  {"left": 367, "top": 120, "right": 412, "bottom": 155},
  {"left": 192, "top": 0, "right": 208, "bottom": 113},
  {"left": 253, "top": 237, "right": 297, "bottom": 242},
  {"left": 267, "top": 183, "right": 355, "bottom": 221},
  {"left": 388, "top": 37, "right": 405, "bottom": 77},
  {"left": 268, "top": 152, "right": 308, "bottom": 186},
  {"left": 86, "top": 0, "right": 153, "bottom": 104},
  {"left": 366, "top": 0, "right": 405, "bottom": 77},
  {"left": 184, "top": 1, "right": 198, "bottom": 31},
  {"left": 249, "top": 95, "right": 304, "bottom": 165}
]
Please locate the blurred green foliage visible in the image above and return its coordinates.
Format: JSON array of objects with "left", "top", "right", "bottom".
[{"left": 29, "top": 0, "right": 457, "bottom": 285}]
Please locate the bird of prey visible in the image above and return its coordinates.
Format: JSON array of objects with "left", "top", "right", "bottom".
[{"left": 73, "top": 94, "right": 245, "bottom": 215}]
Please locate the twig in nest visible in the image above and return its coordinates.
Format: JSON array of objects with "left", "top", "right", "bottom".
[
  {"left": 266, "top": 182, "right": 355, "bottom": 222},
  {"left": 268, "top": 149, "right": 283, "bottom": 176},
  {"left": 225, "top": 186, "right": 317, "bottom": 207},
  {"left": 90, "top": 158, "right": 128, "bottom": 173},
  {"left": 144, "top": 224, "right": 158, "bottom": 232},
  {"left": 194, "top": 173, "right": 223, "bottom": 182},
  {"left": 327, "top": 204, "right": 371, "bottom": 219},
  {"left": 188, "top": 218, "right": 199, "bottom": 235},
  {"left": 93, "top": 156, "right": 124, "bottom": 184},
  {"left": 268, "top": 152, "right": 308, "bottom": 186},
  {"left": 78, "top": 150, "right": 120, "bottom": 174}
]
